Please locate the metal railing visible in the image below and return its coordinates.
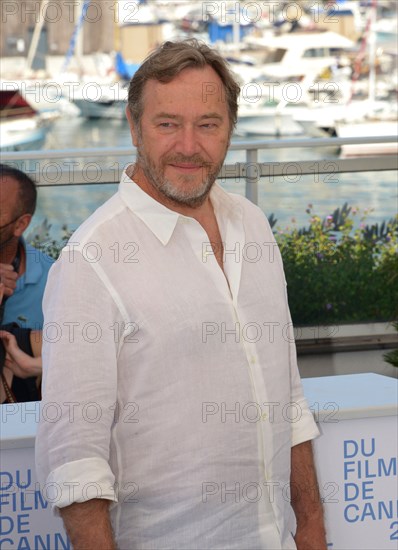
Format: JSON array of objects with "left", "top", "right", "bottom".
[{"left": 1, "top": 135, "right": 397, "bottom": 205}]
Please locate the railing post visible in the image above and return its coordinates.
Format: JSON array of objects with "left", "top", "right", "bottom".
[{"left": 245, "top": 148, "right": 259, "bottom": 205}]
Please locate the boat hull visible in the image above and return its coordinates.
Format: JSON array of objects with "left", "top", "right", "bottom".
[
  {"left": 337, "top": 121, "right": 398, "bottom": 156},
  {"left": 72, "top": 98, "right": 127, "bottom": 119}
]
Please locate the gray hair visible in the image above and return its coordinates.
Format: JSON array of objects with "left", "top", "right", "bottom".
[{"left": 127, "top": 39, "right": 240, "bottom": 133}]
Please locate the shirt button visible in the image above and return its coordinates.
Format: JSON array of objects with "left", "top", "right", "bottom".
[{"left": 250, "top": 356, "right": 256, "bottom": 365}]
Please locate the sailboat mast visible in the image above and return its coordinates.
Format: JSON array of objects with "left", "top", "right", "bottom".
[
  {"left": 75, "top": 0, "right": 84, "bottom": 72},
  {"left": 25, "top": 0, "right": 51, "bottom": 73},
  {"left": 368, "top": 0, "right": 377, "bottom": 104}
]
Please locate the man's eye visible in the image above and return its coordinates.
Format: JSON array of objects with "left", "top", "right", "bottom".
[
  {"left": 200, "top": 123, "right": 217, "bottom": 129},
  {"left": 159, "top": 122, "right": 174, "bottom": 128}
]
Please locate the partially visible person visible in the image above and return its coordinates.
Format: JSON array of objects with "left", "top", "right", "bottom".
[
  {"left": 0, "top": 283, "right": 42, "bottom": 403},
  {"left": 0, "top": 164, "right": 54, "bottom": 328},
  {"left": 0, "top": 164, "right": 51, "bottom": 402},
  {"left": 0, "top": 326, "right": 42, "bottom": 377}
]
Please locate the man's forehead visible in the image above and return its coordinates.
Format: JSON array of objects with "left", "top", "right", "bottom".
[{"left": 142, "top": 66, "right": 226, "bottom": 104}]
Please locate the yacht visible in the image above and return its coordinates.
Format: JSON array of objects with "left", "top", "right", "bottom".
[{"left": 0, "top": 90, "right": 49, "bottom": 151}]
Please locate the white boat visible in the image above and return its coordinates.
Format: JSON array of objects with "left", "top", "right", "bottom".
[
  {"left": 227, "top": 30, "right": 357, "bottom": 137},
  {"left": 236, "top": 100, "right": 307, "bottom": 137},
  {"left": 0, "top": 90, "right": 49, "bottom": 151},
  {"left": 1, "top": 80, "right": 79, "bottom": 118},
  {"left": 255, "top": 10, "right": 398, "bottom": 147},
  {"left": 335, "top": 5, "right": 398, "bottom": 158},
  {"left": 0, "top": 118, "right": 46, "bottom": 151},
  {"left": 337, "top": 119, "right": 398, "bottom": 157},
  {"left": 229, "top": 31, "right": 355, "bottom": 95},
  {"left": 68, "top": 83, "right": 128, "bottom": 119},
  {"left": 292, "top": 96, "right": 396, "bottom": 132}
]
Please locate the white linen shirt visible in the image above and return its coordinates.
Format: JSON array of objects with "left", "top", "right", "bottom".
[{"left": 36, "top": 170, "right": 319, "bottom": 550}]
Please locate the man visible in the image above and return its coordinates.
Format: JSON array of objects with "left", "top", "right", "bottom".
[
  {"left": 0, "top": 165, "right": 52, "bottom": 402},
  {"left": 0, "top": 164, "right": 54, "bottom": 328},
  {"left": 36, "top": 40, "right": 326, "bottom": 549}
]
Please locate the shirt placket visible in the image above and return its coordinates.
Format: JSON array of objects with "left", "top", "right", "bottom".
[
  {"left": 223, "top": 214, "right": 282, "bottom": 539},
  {"left": 185, "top": 213, "right": 281, "bottom": 537}
]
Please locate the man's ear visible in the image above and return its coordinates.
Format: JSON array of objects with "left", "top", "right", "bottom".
[
  {"left": 125, "top": 106, "right": 139, "bottom": 147},
  {"left": 15, "top": 214, "right": 32, "bottom": 237}
]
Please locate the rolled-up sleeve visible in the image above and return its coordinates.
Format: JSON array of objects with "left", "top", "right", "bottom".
[{"left": 35, "top": 248, "right": 124, "bottom": 512}]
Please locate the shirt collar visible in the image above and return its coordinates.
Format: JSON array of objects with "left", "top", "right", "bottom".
[
  {"left": 118, "top": 170, "right": 180, "bottom": 245},
  {"left": 118, "top": 169, "right": 243, "bottom": 246}
]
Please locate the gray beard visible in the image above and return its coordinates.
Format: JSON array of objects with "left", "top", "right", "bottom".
[{"left": 136, "top": 143, "right": 225, "bottom": 208}]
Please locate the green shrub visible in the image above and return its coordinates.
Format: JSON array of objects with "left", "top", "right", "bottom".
[
  {"left": 27, "top": 220, "right": 72, "bottom": 260},
  {"left": 29, "top": 205, "right": 398, "bottom": 326},
  {"left": 383, "top": 321, "right": 398, "bottom": 368},
  {"left": 275, "top": 204, "right": 398, "bottom": 325}
]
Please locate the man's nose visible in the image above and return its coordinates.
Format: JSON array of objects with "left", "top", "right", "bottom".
[{"left": 175, "top": 125, "right": 200, "bottom": 157}]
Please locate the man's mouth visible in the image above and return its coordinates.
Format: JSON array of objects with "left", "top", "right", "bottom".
[{"left": 169, "top": 163, "right": 203, "bottom": 171}]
